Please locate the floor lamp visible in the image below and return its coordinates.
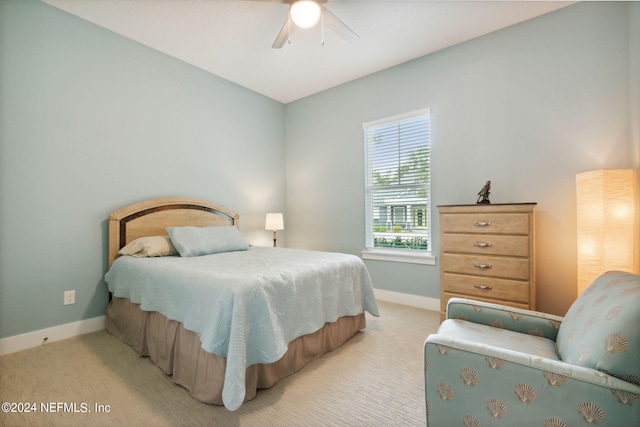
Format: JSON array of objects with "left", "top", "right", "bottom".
[{"left": 576, "top": 169, "right": 639, "bottom": 295}]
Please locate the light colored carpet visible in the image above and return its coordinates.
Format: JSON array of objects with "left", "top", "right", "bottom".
[{"left": 0, "top": 300, "right": 439, "bottom": 427}]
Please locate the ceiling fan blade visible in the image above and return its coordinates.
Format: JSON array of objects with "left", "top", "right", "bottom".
[
  {"left": 321, "top": 5, "right": 359, "bottom": 44},
  {"left": 272, "top": 17, "right": 291, "bottom": 49}
]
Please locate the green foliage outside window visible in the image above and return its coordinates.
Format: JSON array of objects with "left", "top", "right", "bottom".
[{"left": 373, "top": 235, "right": 428, "bottom": 250}]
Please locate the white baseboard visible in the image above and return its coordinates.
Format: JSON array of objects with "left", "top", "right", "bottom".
[
  {"left": 0, "top": 316, "right": 106, "bottom": 356},
  {"left": 374, "top": 288, "right": 440, "bottom": 312}
]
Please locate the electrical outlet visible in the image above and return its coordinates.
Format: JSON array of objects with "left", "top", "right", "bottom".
[{"left": 64, "top": 290, "right": 75, "bottom": 305}]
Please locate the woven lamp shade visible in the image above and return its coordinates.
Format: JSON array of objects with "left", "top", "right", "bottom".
[{"left": 576, "top": 169, "right": 639, "bottom": 295}]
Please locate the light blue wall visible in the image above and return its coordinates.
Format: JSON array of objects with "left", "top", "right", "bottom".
[
  {"left": 0, "top": 0, "right": 285, "bottom": 338},
  {"left": 285, "top": 2, "right": 638, "bottom": 316}
]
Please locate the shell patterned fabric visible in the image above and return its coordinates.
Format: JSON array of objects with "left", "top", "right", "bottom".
[
  {"left": 447, "top": 299, "right": 563, "bottom": 341},
  {"left": 436, "top": 319, "right": 561, "bottom": 361},
  {"left": 556, "top": 271, "right": 640, "bottom": 385},
  {"left": 424, "top": 271, "right": 640, "bottom": 426}
]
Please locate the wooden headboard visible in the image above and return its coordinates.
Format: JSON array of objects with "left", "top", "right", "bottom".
[{"left": 108, "top": 196, "right": 240, "bottom": 267}]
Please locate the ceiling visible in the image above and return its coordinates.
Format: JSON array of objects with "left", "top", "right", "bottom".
[{"left": 41, "top": 0, "right": 574, "bottom": 104}]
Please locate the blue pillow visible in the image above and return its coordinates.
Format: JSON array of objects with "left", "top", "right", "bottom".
[
  {"left": 556, "top": 270, "right": 640, "bottom": 385},
  {"left": 167, "top": 226, "right": 249, "bottom": 257}
]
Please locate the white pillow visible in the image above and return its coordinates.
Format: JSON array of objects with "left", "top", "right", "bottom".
[
  {"left": 118, "top": 236, "right": 177, "bottom": 258},
  {"left": 167, "top": 226, "right": 249, "bottom": 257}
]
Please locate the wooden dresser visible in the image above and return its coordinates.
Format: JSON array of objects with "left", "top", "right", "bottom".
[{"left": 437, "top": 203, "right": 536, "bottom": 320}]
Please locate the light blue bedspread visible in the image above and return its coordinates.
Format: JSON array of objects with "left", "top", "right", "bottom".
[{"left": 105, "top": 246, "right": 379, "bottom": 410}]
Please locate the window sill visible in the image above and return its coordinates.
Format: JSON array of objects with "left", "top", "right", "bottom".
[{"left": 361, "top": 249, "right": 436, "bottom": 265}]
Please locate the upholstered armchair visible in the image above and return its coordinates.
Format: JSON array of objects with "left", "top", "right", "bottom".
[{"left": 424, "top": 270, "right": 640, "bottom": 427}]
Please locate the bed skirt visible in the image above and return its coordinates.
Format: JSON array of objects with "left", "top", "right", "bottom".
[{"left": 105, "top": 296, "right": 366, "bottom": 406}]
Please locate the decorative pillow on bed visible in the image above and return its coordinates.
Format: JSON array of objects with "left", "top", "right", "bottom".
[
  {"left": 167, "top": 225, "right": 249, "bottom": 257},
  {"left": 118, "top": 236, "right": 178, "bottom": 258}
]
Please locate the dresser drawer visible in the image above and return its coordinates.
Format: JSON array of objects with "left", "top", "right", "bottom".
[
  {"left": 441, "top": 213, "right": 530, "bottom": 235},
  {"left": 441, "top": 234, "right": 529, "bottom": 257},
  {"left": 441, "top": 253, "right": 529, "bottom": 280},
  {"left": 442, "top": 273, "right": 530, "bottom": 303},
  {"left": 440, "top": 292, "right": 531, "bottom": 315}
]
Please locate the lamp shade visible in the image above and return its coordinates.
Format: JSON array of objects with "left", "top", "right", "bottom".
[
  {"left": 290, "top": 0, "right": 321, "bottom": 29},
  {"left": 576, "top": 169, "right": 639, "bottom": 295},
  {"left": 265, "top": 213, "right": 284, "bottom": 231}
]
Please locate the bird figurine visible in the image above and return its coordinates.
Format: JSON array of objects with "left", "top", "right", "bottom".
[{"left": 477, "top": 180, "right": 491, "bottom": 204}]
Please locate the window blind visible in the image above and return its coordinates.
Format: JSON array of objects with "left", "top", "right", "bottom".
[{"left": 364, "top": 109, "right": 431, "bottom": 251}]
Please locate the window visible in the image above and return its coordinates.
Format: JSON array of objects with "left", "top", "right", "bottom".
[{"left": 362, "top": 109, "right": 434, "bottom": 264}]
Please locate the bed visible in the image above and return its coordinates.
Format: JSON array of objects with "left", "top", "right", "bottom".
[{"left": 104, "top": 196, "right": 379, "bottom": 410}]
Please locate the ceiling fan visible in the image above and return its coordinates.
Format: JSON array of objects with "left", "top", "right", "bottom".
[{"left": 255, "top": 0, "right": 359, "bottom": 49}]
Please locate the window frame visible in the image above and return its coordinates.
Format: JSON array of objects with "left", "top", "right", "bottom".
[{"left": 361, "top": 108, "right": 435, "bottom": 265}]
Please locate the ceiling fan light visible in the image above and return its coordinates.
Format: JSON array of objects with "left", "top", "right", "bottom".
[{"left": 290, "top": 1, "right": 321, "bottom": 29}]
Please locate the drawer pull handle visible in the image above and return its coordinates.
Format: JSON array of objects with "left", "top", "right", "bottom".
[
  {"left": 474, "top": 284, "right": 493, "bottom": 290},
  {"left": 473, "top": 242, "right": 492, "bottom": 248},
  {"left": 474, "top": 221, "right": 491, "bottom": 227},
  {"left": 473, "top": 263, "right": 492, "bottom": 269}
]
